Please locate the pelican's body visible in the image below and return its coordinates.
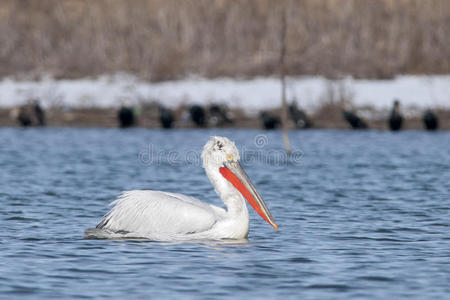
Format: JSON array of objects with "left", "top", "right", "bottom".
[{"left": 86, "top": 137, "right": 277, "bottom": 241}]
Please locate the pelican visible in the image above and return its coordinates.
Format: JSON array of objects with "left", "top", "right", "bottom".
[{"left": 86, "top": 136, "right": 277, "bottom": 241}]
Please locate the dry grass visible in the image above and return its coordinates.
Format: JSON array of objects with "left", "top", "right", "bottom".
[{"left": 1, "top": 0, "right": 449, "bottom": 80}]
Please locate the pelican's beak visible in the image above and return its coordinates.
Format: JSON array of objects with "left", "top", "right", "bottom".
[{"left": 219, "top": 161, "right": 278, "bottom": 230}]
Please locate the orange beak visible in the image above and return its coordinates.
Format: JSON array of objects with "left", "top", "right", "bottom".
[{"left": 219, "top": 161, "right": 278, "bottom": 230}]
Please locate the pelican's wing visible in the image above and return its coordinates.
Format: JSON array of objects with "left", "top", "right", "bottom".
[{"left": 96, "top": 190, "right": 225, "bottom": 235}]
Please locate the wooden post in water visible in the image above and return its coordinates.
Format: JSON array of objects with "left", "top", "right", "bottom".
[{"left": 280, "top": 6, "right": 291, "bottom": 154}]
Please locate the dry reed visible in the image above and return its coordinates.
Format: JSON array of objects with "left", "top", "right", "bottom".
[{"left": 1, "top": 0, "right": 449, "bottom": 80}]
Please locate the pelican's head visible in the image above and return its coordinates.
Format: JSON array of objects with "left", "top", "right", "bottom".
[
  {"left": 201, "top": 136, "right": 240, "bottom": 168},
  {"left": 201, "top": 136, "right": 278, "bottom": 230}
]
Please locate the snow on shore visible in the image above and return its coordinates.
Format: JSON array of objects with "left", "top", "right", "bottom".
[{"left": 0, "top": 74, "right": 448, "bottom": 112}]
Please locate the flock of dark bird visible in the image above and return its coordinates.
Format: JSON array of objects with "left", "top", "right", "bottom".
[
  {"left": 340, "top": 100, "right": 439, "bottom": 131},
  {"left": 118, "top": 99, "right": 439, "bottom": 131},
  {"left": 117, "top": 104, "right": 233, "bottom": 129},
  {"left": 14, "top": 99, "right": 439, "bottom": 131}
]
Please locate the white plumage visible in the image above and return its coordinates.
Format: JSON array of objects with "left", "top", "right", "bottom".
[{"left": 86, "top": 136, "right": 277, "bottom": 241}]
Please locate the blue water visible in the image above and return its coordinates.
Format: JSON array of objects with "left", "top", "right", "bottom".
[{"left": 1, "top": 128, "right": 449, "bottom": 299}]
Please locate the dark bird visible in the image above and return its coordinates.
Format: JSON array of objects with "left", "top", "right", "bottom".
[
  {"left": 118, "top": 106, "right": 135, "bottom": 128},
  {"left": 189, "top": 105, "right": 206, "bottom": 127},
  {"left": 33, "top": 100, "right": 45, "bottom": 126},
  {"left": 17, "top": 106, "right": 32, "bottom": 127},
  {"left": 389, "top": 100, "right": 403, "bottom": 131},
  {"left": 260, "top": 111, "right": 280, "bottom": 130},
  {"left": 423, "top": 110, "right": 438, "bottom": 131},
  {"left": 342, "top": 110, "right": 367, "bottom": 129},
  {"left": 209, "top": 104, "right": 233, "bottom": 127},
  {"left": 159, "top": 106, "right": 174, "bottom": 129},
  {"left": 289, "top": 101, "right": 312, "bottom": 129}
]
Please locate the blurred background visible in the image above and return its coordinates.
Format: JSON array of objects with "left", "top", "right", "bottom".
[{"left": 0, "top": 0, "right": 449, "bottom": 129}]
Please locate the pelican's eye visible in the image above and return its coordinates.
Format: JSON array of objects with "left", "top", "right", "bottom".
[
  {"left": 226, "top": 154, "right": 233, "bottom": 161},
  {"left": 216, "top": 141, "right": 224, "bottom": 150}
]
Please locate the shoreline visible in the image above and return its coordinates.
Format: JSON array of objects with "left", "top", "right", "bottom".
[{"left": 1, "top": 107, "right": 449, "bottom": 130}]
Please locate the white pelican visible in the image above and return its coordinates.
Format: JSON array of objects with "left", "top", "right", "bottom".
[{"left": 86, "top": 136, "right": 277, "bottom": 241}]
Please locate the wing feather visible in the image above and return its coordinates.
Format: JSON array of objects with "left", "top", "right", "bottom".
[{"left": 97, "top": 190, "right": 224, "bottom": 235}]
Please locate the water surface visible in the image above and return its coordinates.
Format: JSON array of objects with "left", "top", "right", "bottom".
[{"left": 1, "top": 128, "right": 449, "bottom": 299}]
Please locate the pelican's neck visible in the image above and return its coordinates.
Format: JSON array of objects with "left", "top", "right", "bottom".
[{"left": 204, "top": 163, "right": 249, "bottom": 218}]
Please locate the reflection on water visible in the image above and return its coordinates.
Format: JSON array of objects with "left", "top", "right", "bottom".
[{"left": 0, "top": 128, "right": 449, "bottom": 299}]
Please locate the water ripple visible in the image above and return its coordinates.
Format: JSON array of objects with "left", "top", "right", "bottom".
[{"left": 1, "top": 128, "right": 449, "bottom": 299}]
